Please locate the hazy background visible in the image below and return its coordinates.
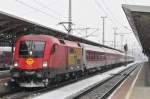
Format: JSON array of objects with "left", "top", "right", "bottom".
[{"left": 0, "top": 0, "right": 148, "bottom": 60}]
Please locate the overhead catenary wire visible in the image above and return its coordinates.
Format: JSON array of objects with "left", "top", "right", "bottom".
[
  {"left": 32, "top": 0, "right": 86, "bottom": 28},
  {"left": 94, "top": 0, "right": 108, "bottom": 16},
  {"left": 94, "top": 0, "right": 117, "bottom": 26},
  {"left": 101, "top": 0, "right": 132, "bottom": 31},
  {"left": 33, "top": 0, "right": 68, "bottom": 21},
  {"left": 122, "top": 0, "right": 135, "bottom": 4},
  {"left": 16, "top": 0, "right": 132, "bottom": 32},
  {"left": 94, "top": 0, "right": 132, "bottom": 32},
  {"left": 73, "top": 27, "right": 99, "bottom": 38},
  {"left": 16, "top": 0, "right": 86, "bottom": 31},
  {"left": 15, "top": 0, "right": 105, "bottom": 39},
  {"left": 45, "top": 0, "right": 60, "bottom": 6},
  {"left": 102, "top": 0, "right": 132, "bottom": 31},
  {"left": 19, "top": 0, "right": 101, "bottom": 39},
  {"left": 15, "top": 0, "right": 62, "bottom": 21}
]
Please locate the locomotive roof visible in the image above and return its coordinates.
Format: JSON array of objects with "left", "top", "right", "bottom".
[
  {"left": 17, "top": 34, "right": 81, "bottom": 48},
  {"left": 0, "top": 10, "right": 123, "bottom": 53},
  {"left": 82, "top": 43, "right": 124, "bottom": 55},
  {"left": 17, "top": 34, "right": 54, "bottom": 41}
]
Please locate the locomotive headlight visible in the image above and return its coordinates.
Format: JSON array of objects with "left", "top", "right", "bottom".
[
  {"left": 14, "top": 61, "right": 18, "bottom": 67},
  {"left": 43, "top": 61, "right": 48, "bottom": 67}
]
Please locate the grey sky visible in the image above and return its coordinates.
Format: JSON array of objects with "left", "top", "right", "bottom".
[{"left": 0, "top": 0, "right": 148, "bottom": 53}]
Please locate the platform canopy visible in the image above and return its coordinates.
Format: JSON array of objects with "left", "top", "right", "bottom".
[
  {"left": 0, "top": 10, "right": 122, "bottom": 52},
  {"left": 0, "top": 10, "right": 73, "bottom": 45},
  {"left": 122, "top": 4, "right": 150, "bottom": 56}
]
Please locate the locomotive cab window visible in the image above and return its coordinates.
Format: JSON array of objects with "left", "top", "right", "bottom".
[{"left": 19, "top": 41, "right": 45, "bottom": 58}]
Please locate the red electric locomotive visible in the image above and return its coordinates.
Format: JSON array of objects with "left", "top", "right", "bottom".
[
  {"left": 10, "top": 34, "right": 134, "bottom": 87},
  {"left": 11, "top": 34, "right": 83, "bottom": 87}
]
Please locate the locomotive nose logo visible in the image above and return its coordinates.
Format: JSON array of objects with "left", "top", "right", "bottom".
[{"left": 26, "top": 58, "right": 34, "bottom": 65}]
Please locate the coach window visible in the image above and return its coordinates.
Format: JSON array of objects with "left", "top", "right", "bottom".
[
  {"left": 87, "top": 51, "right": 89, "bottom": 61},
  {"left": 93, "top": 52, "right": 95, "bottom": 61},
  {"left": 87, "top": 52, "right": 89, "bottom": 60},
  {"left": 86, "top": 52, "right": 89, "bottom": 60},
  {"left": 91, "top": 52, "right": 94, "bottom": 61},
  {"left": 98, "top": 53, "right": 100, "bottom": 59},
  {"left": 89, "top": 51, "right": 91, "bottom": 60},
  {"left": 92, "top": 52, "right": 94, "bottom": 61},
  {"left": 99, "top": 53, "right": 101, "bottom": 60},
  {"left": 70, "top": 48, "right": 74, "bottom": 54},
  {"left": 97, "top": 53, "right": 99, "bottom": 60},
  {"left": 93, "top": 52, "right": 96, "bottom": 61},
  {"left": 91, "top": 52, "right": 93, "bottom": 61},
  {"left": 89, "top": 52, "right": 91, "bottom": 60},
  {"left": 95, "top": 52, "right": 97, "bottom": 60}
]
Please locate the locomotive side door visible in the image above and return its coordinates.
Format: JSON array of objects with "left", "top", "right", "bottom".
[
  {"left": 50, "top": 44, "right": 67, "bottom": 69},
  {"left": 67, "top": 47, "right": 82, "bottom": 71}
]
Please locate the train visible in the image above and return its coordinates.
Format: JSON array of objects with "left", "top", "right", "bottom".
[
  {"left": 0, "top": 47, "right": 12, "bottom": 70},
  {"left": 10, "top": 34, "right": 134, "bottom": 87}
]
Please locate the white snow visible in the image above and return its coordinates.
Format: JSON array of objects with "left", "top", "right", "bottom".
[{"left": 33, "top": 61, "right": 140, "bottom": 99}]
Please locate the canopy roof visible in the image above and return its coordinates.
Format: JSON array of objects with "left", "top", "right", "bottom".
[
  {"left": 0, "top": 10, "right": 122, "bottom": 52},
  {"left": 123, "top": 4, "right": 150, "bottom": 56}
]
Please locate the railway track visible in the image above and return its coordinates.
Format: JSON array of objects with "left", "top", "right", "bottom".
[
  {"left": 0, "top": 63, "right": 137, "bottom": 99},
  {"left": 0, "top": 70, "right": 10, "bottom": 79},
  {"left": 0, "top": 72, "right": 102, "bottom": 99},
  {"left": 0, "top": 64, "right": 124, "bottom": 99},
  {"left": 73, "top": 64, "right": 139, "bottom": 99}
]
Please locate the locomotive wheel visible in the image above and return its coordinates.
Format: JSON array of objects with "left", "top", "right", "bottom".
[{"left": 6, "top": 79, "right": 19, "bottom": 90}]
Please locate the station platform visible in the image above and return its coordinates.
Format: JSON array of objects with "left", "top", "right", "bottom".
[
  {"left": 33, "top": 63, "right": 137, "bottom": 99},
  {"left": 110, "top": 62, "right": 150, "bottom": 99}
]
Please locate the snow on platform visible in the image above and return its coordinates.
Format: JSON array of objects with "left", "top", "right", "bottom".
[
  {"left": 108, "top": 62, "right": 147, "bottom": 99},
  {"left": 33, "top": 62, "right": 139, "bottom": 99}
]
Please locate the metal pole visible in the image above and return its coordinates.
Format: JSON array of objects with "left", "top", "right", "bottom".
[
  {"left": 11, "top": 33, "right": 14, "bottom": 66},
  {"left": 58, "top": 0, "right": 73, "bottom": 38},
  {"left": 120, "top": 34, "right": 124, "bottom": 50},
  {"left": 132, "top": 46, "right": 134, "bottom": 56},
  {"left": 68, "top": 0, "right": 72, "bottom": 34},
  {"left": 85, "top": 27, "right": 89, "bottom": 37},
  {"left": 113, "top": 27, "right": 117, "bottom": 48},
  {"left": 101, "top": 16, "right": 107, "bottom": 45}
]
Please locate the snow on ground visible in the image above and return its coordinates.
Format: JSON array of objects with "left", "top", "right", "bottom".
[{"left": 33, "top": 61, "right": 141, "bottom": 99}]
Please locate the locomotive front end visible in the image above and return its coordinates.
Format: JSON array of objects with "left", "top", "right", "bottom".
[{"left": 11, "top": 35, "right": 52, "bottom": 87}]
